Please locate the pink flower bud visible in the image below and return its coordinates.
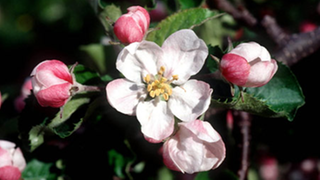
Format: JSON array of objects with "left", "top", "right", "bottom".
[
  {"left": 31, "top": 60, "right": 74, "bottom": 108},
  {"left": 0, "top": 140, "right": 26, "bottom": 180},
  {"left": 220, "top": 42, "right": 278, "bottom": 87},
  {"left": 14, "top": 78, "right": 32, "bottom": 112},
  {"left": 162, "top": 120, "right": 225, "bottom": 174},
  {"left": 113, "top": 6, "right": 150, "bottom": 44}
]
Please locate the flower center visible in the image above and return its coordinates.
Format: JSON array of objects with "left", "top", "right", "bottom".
[{"left": 144, "top": 66, "right": 178, "bottom": 101}]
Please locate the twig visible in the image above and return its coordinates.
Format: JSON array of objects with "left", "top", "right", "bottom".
[
  {"left": 208, "top": 0, "right": 257, "bottom": 27},
  {"left": 262, "top": 15, "right": 320, "bottom": 66},
  {"left": 233, "top": 111, "right": 251, "bottom": 180},
  {"left": 261, "top": 15, "right": 290, "bottom": 46}
]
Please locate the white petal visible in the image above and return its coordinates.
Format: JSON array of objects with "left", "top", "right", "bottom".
[
  {"left": 231, "top": 42, "right": 267, "bottom": 63},
  {"left": 136, "top": 98, "right": 174, "bottom": 142},
  {"left": 245, "top": 59, "right": 278, "bottom": 87},
  {"left": 116, "top": 41, "right": 162, "bottom": 83},
  {"left": 181, "top": 120, "right": 221, "bottom": 143},
  {"left": 0, "top": 140, "right": 15, "bottom": 149},
  {"left": 106, "top": 78, "right": 146, "bottom": 115},
  {"left": 258, "top": 46, "right": 272, "bottom": 61},
  {"left": 12, "top": 148, "right": 26, "bottom": 171},
  {"left": 168, "top": 80, "right": 212, "bottom": 122},
  {"left": 181, "top": 120, "right": 226, "bottom": 170},
  {"left": 203, "top": 138, "right": 226, "bottom": 170},
  {"left": 0, "top": 147, "right": 12, "bottom": 167},
  {"left": 158, "top": 29, "right": 208, "bottom": 85}
]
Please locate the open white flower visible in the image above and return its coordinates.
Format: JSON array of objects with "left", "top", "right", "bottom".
[{"left": 106, "top": 29, "right": 212, "bottom": 142}]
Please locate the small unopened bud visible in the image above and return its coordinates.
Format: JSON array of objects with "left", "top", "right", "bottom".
[
  {"left": 113, "top": 6, "right": 150, "bottom": 44},
  {"left": 220, "top": 42, "right": 278, "bottom": 87}
]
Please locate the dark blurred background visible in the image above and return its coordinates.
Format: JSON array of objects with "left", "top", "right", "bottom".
[{"left": 1, "top": 0, "right": 320, "bottom": 179}]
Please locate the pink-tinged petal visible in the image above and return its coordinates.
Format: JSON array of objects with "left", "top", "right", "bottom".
[
  {"left": 181, "top": 120, "right": 225, "bottom": 170},
  {"left": 202, "top": 138, "right": 226, "bottom": 170},
  {"left": 114, "top": 16, "right": 145, "bottom": 43},
  {"left": 163, "top": 123, "right": 206, "bottom": 174},
  {"left": 162, "top": 120, "right": 226, "bottom": 173},
  {"left": 162, "top": 141, "right": 181, "bottom": 172},
  {"left": 0, "top": 140, "right": 15, "bottom": 149},
  {"left": 0, "top": 166, "right": 21, "bottom": 180},
  {"left": 21, "top": 78, "right": 33, "bottom": 97},
  {"left": 113, "top": 6, "right": 150, "bottom": 44},
  {"left": 258, "top": 46, "right": 272, "bottom": 61},
  {"left": 159, "top": 29, "right": 208, "bottom": 85},
  {"left": 0, "top": 147, "right": 12, "bottom": 168},
  {"left": 31, "top": 60, "right": 73, "bottom": 85},
  {"left": 229, "top": 42, "right": 263, "bottom": 63},
  {"left": 12, "top": 148, "right": 26, "bottom": 172},
  {"left": 106, "top": 79, "right": 146, "bottom": 116},
  {"left": 136, "top": 99, "right": 174, "bottom": 142},
  {"left": 35, "top": 83, "right": 72, "bottom": 107},
  {"left": 168, "top": 80, "right": 212, "bottom": 122},
  {"left": 245, "top": 59, "right": 278, "bottom": 87},
  {"left": 32, "top": 70, "right": 70, "bottom": 93},
  {"left": 127, "top": 6, "right": 150, "bottom": 34},
  {"left": 181, "top": 120, "right": 221, "bottom": 143},
  {"left": 116, "top": 41, "right": 161, "bottom": 83},
  {"left": 220, "top": 53, "right": 250, "bottom": 86}
]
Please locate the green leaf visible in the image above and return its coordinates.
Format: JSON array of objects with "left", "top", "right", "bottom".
[
  {"left": 72, "top": 64, "right": 102, "bottom": 85},
  {"left": 245, "top": 62, "right": 305, "bottom": 121},
  {"left": 47, "top": 94, "right": 91, "bottom": 138},
  {"left": 22, "top": 159, "right": 56, "bottom": 180},
  {"left": 146, "top": 8, "right": 222, "bottom": 46},
  {"left": 108, "top": 148, "right": 135, "bottom": 178},
  {"left": 211, "top": 62, "right": 305, "bottom": 121},
  {"left": 206, "top": 45, "right": 224, "bottom": 73},
  {"left": 80, "top": 44, "right": 106, "bottom": 74},
  {"left": 194, "top": 171, "right": 210, "bottom": 180},
  {"left": 177, "top": 0, "right": 204, "bottom": 10},
  {"left": 98, "top": 3, "right": 122, "bottom": 34},
  {"left": 28, "top": 125, "right": 45, "bottom": 152}
]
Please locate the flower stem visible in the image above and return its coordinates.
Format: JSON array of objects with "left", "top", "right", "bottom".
[{"left": 81, "top": 85, "right": 103, "bottom": 92}]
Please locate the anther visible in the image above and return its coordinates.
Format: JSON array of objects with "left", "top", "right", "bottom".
[
  {"left": 158, "top": 66, "right": 165, "bottom": 76},
  {"left": 144, "top": 74, "right": 151, "bottom": 83}
]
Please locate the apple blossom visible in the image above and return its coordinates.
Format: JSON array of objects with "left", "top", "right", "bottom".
[
  {"left": 220, "top": 42, "right": 278, "bottom": 87},
  {"left": 0, "top": 140, "right": 26, "bottom": 180},
  {"left": 31, "top": 60, "right": 99, "bottom": 108},
  {"left": 162, "top": 120, "right": 225, "bottom": 174},
  {"left": 113, "top": 6, "right": 150, "bottom": 44},
  {"left": 106, "top": 29, "right": 212, "bottom": 142}
]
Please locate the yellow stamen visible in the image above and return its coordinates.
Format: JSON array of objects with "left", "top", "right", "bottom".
[
  {"left": 150, "top": 90, "right": 156, "bottom": 98},
  {"left": 172, "top": 75, "right": 178, "bottom": 81},
  {"left": 158, "top": 66, "right": 165, "bottom": 76},
  {"left": 144, "top": 74, "right": 151, "bottom": 83},
  {"left": 163, "top": 93, "right": 169, "bottom": 101},
  {"left": 147, "top": 84, "right": 152, "bottom": 92},
  {"left": 144, "top": 66, "right": 179, "bottom": 101}
]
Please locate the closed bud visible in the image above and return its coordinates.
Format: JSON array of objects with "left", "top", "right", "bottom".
[
  {"left": 31, "top": 60, "right": 76, "bottom": 108},
  {"left": 113, "top": 6, "right": 150, "bottom": 44},
  {"left": 220, "top": 42, "right": 278, "bottom": 87}
]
